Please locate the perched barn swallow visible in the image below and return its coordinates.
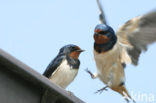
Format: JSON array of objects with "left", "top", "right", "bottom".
[
  {"left": 43, "top": 44, "right": 84, "bottom": 89},
  {"left": 86, "top": 0, "right": 156, "bottom": 102}
]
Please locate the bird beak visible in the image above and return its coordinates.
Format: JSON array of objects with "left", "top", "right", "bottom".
[{"left": 76, "top": 49, "right": 85, "bottom": 52}]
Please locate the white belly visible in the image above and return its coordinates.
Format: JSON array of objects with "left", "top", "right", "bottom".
[
  {"left": 49, "top": 59, "right": 78, "bottom": 89},
  {"left": 94, "top": 44, "right": 125, "bottom": 87}
]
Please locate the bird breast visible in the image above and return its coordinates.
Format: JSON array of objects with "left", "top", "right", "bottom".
[
  {"left": 94, "top": 43, "right": 125, "bottom": 87},
  {"left": 49, "top": 59, "right": 78, "bottom": 89}
]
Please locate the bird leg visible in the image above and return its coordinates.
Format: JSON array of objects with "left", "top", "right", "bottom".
[
  {"left": 85, "top": 68, "right": 97, "bottom": 79},
  {"left": 95, "top": 86, "right": 109, "bottom": 94}
]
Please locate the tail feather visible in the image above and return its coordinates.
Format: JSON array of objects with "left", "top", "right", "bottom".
[{"left": 111, "top": 86, "right": 136, "bottom": 103}]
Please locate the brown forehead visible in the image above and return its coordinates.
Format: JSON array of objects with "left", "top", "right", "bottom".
[
  {"left": 94, "top": 29, "right": 103, "bottom": 33},
  {"left": 75, "top": 46, "right": 80, "bottom": 50}
]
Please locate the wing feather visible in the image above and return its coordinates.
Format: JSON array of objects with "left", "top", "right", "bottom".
[
  {"left": 117, "top": 10, "right": 156, "bottom": 65},
  {"left": 96, "top": 0, "right": 107, "bottom": 24},
  {"left": 43, "top": 54, "right": 65, "bottom": 78}
]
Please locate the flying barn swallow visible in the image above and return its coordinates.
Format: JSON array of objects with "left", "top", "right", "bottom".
[
  {"left": 86, "top": 0, "right": 156, "bottom": 102},
  {"left": 43, "top": 44, "right": 84, "bottom": 89}
]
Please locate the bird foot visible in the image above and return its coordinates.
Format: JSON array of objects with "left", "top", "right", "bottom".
[
  {"left": 95, "top": 86, "right": 108, "bottom": 94},
  {"left": 85, "top": 68, "right": 94, "bottom": 79}
]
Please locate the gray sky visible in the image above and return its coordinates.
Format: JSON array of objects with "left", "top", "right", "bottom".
[{"left": 0, "top": 0, "right": 156, "bottom": 103}]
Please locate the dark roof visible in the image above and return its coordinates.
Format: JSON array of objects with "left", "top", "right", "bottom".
[{"left": 0, "top": 49, "right": 84, "bottom": 103}]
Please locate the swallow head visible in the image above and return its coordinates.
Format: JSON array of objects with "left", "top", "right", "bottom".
[
  {"left": 59, "top": 44, "right": 84, "bottom": 59},
  {"left": 93, "top": 24, "right": 117, "bottom": 53},
  {"left": 94, "top": 24, "right": 116, "bottom": 44}
]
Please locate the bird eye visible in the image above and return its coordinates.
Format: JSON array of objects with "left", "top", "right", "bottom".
[
  {"left": 99, "top": 31, "right": 108, "bottom": 34},
  {"left": 70, "top": 47, "right": 76, "bottom": 51}
]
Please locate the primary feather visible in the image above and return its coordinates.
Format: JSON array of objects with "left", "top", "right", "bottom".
[{"left": 96, "top": 0, "right": 107, "bottom": 24}]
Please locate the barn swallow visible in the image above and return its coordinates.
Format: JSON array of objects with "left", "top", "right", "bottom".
[
  {"left": 86, "top": 0, "right": 156, "bottom": 102},
  {"left": 43, "top": 44, "right": 84, "bottom": 89}
]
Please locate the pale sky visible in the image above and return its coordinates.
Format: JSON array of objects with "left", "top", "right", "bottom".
[{"left": 0, "top": 0, "right": 156, "bottom": 103}]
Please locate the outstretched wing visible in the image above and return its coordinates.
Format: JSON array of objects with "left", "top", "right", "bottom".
[
  {"left": 117, "top": 10, "right": 156, "bottom": 65},
  {"left": 43, "top": 54, "right": 65, "bottom": 78},
  {"left": 96, "top": 0, "right": 107, "bottom": 24}
]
